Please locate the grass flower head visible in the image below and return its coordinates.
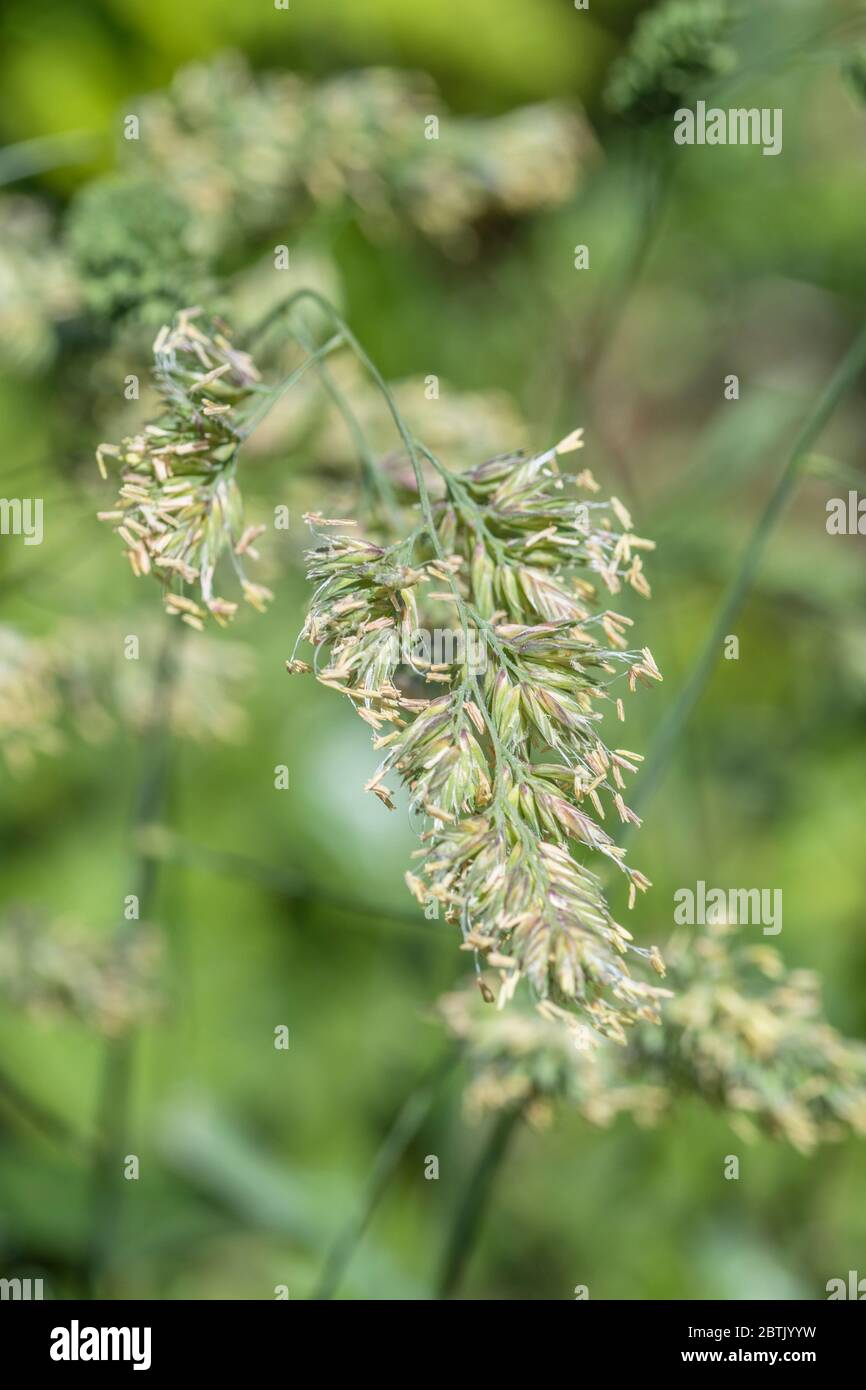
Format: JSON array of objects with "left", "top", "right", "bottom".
[
  {"left": 292, "top": 433, "right": 668, "bottom": 1041},
  {"left": 96, "top": 308, "right": 270, "bottom": 628}
]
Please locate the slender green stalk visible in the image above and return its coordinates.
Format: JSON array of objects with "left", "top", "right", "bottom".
[
  {"left": 289, "top": 319, "right": 399, "bottom": 522},
  {"left": 86, "top": 625, "right": 180, "bottom": 1293},
  {"left": 313, "top": 1046, "right": 462, "bottom": 1300},
  {"left": 248, "top": 290, "right": 517, "bottom": 772},
  {"left": 630, "top": 319, "right": 866, "bottom": 820},
  {"left": 0, "top": 1066, "right": 89, "bottom": 1156},
  {"left": 583, "top": 132, "right": 673, "bottom": 404},
  {"left": 245, "top": 289, "right": 439, "bottom": 526},
  {"left": 436, "top": 1097, "right": 528, "bottom": 1300},
  {"left": 252, "top": 295, "right": 541, "bottom": 1299},
  {"left": 237, "top": 331, "right": 344, "bottom": 439}
]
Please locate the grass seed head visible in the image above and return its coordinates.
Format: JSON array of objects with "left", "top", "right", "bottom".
[
  {"left": 292, "top": 436, "right": 667, "bottom": 1040},
  {"left": 96, "top": 309, "right": 267, "bottom": 625}
]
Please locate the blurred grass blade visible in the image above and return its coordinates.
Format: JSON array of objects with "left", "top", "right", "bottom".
[
  {"left": 313, "top": 1046, "right": 461, "bottom": 1300},
  {"left": 0, "top": 130, "right": 101, "bottom": 185},
  {"left": 436, "top": 1098, "right": 527, "bottom": 1300},
  {"left": 632, "top": 319, "right": 866, "bottom": 818}
]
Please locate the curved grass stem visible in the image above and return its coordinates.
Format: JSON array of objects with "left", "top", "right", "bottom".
[
  {"left": 630, "top": 318, "right": 866, "bottom": 821},
  {"left": 86, "top": 623, "right": 181, "bottom": 1293},
  {"left": 312, "top": 1046, "right": 462, "bottom": 1300},
  {"left": 436, "top": 1096, "right": 529, "bottom": 1300}
]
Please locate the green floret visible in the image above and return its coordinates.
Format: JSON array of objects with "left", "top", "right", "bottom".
[
  {"left": 605, "top": 0, "right": 738, "bottom": 123},
  {"left": 66, "top": 174, "right": 204, "bottom": 324}
]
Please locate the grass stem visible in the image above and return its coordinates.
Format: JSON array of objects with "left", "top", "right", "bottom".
[
  {"left": 85, "top": 624, "right": 180, "bottom": 1293},
  {"left": 631, "top": 318, "right": 866, "bottom": 819},
  {"left": 313, "top": 1046, "right": 461, "bottom": 1300},
  {"left": 436, "top": 1097, "right": 528, "bottom": 1300}
]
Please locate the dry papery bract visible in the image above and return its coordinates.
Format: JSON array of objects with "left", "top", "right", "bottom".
[
  {"left": 291, "top": 435, "right": 668, "bottom": 1040},
  {"left": 96, "top": 309, "right": 273, "bottom": 628},
  {"left": 439, "top": 920, "right": 866, "bottom": 1154}
]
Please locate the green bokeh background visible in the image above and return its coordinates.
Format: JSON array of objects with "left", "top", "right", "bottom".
[{"left": 1, "top": 0, "right": 865, "bottom": 1300}]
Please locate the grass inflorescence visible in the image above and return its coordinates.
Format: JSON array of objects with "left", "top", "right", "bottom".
[
  {"left": 96, "top": 308, "right": 271, "bottom": 628},
  {"left": 291, "top": 429, "right": 668, "bottom": 1041}
]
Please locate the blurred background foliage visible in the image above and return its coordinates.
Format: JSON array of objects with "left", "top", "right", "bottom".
[{"left": 1, "top": 0, "right": 865, "bottom": 1300}]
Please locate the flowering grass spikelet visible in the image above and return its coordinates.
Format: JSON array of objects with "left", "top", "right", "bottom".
[
  {"left": 292, "top": 436, "right": 668, "bottom": 1041},
  {"left": 96, "top": 308, "right": 271, "bottom": 628},
  {"left": 605, "top": 0, "right": 738, "bottom": 123},
  {"left": 440, "top": 920, "right": 866, "bottom": 1154}
]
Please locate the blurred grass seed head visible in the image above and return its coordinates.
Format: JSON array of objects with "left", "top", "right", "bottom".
[
  {"left": 605, "top": 0, "right": 738, "bottom": 122},
  {"left": 442, "top": 919, "right": 866, "bottom": 1154}
]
